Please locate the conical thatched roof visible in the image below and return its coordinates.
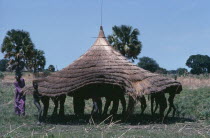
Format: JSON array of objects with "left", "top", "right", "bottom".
[{"left": 28, "top": 26, "right": 182, "bottom": 97}]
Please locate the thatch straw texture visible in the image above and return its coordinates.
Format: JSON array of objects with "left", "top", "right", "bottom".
[{"left": 25, "top": 26, "right": 182, "bottom": 97}]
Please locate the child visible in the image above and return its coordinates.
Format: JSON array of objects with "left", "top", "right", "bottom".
[{"left": 33, "top": 81, "right": 43, "bottom": 123}]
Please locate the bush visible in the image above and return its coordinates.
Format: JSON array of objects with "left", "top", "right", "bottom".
[
  {"left": 176, "top": 68, "right": 188, "bottom": 76},
  {"left": 42, "top": 70, "right": 51, "bottom": 77},
  {"left": 34, "top": 70, "right": 51, "bottom": 78},
  {"left": 0, "top": 59, "right": 9, "bottom": 71},
  {"left": 0, "top": 72, "right": 4, "bottom": 79}
]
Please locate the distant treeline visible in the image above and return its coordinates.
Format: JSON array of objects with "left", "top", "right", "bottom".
[
  {"left": 137, "top": 54, "right": 210, "bottom": 76},
  {"left": 1, "top": 26, "right": 210, "bottom": 77}
]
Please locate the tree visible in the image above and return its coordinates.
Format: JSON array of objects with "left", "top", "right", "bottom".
[
  {"left": 186, "top": 54, "right": 210, "bottom": 75},
  {"left": 176, "top": 68, "right": 188, "bottom": 76},
  {"left": 48, "top": 65, "right": 55, "bottom": 72},
  {"left": 137, "top": 57, "right": 159, "bottom": 72},
  {"left": 156, "top": 67, "right": 167, "bottom": 74},
  {"left": 27, "top": 49, "right": 46, "bottom": 73},
  {"left": 108, "top": 25, "right": 142, "bottom": 62},
  {"left": 167, "top": 70, "right": 177, "bottom": 75},
  {"left": 1, "top": 29, "right": 35, "bottom": 75},
  {"left": 0, "top": 59, "right": 9, "bottom": 71}
]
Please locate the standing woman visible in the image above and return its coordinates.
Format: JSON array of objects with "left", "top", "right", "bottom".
[{"left": 14, "top": 74, "right": 26, "bottom": 116}]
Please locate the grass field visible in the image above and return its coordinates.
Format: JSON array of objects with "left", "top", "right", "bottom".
[{"left": 1, "top": 77, "right": 210, "bottom": 137}]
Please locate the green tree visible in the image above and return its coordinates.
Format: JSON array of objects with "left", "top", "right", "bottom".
[
  {"left": 48, "top": 65, "right": 55, "bottom": 72},
  {"left": 137, "top": 56, "right": 159, "bottom": 72},
  {"left": 186, "top": 54, "right": 210, "bottom": 75},
  {"left": 176, "top": 68, "right": 188, "bottom": 76},
  {"left": 1, "top": 29, "right": 35, "bottom": 76},
  {"left": 108, "top": 25, "right": 142, "bottom": 62},
  {"left": 167, "top": 70, "right": 177, "bottom": 75},
  {"left": 0, "top": 59, "right": 9, "bottom": 71},
  {"left": 156, "top": 67, "right": 167, "bottom": 74},
  {"left": 28, "top": 49, "right": 46, "bottom": 73}
]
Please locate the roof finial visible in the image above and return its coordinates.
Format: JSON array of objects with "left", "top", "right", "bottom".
[{"left": 98, "top": 26, "right": 105, "bottom": 38}]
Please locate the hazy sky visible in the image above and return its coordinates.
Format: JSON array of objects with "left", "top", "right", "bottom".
[{"left": 1, "top": 0, "right": 210, "bottom": 70}]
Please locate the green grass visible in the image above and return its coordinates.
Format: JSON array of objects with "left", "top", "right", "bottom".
[
  {"left": 175, "top": 87, "right": 210, "bottom": 120},
  {"left": 0, "top": 81, "right": 210, "bottom": 137}
]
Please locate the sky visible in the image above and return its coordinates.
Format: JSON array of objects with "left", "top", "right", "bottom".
[{"left": 0, "top": 0, "right": 210, "bottom": 70}]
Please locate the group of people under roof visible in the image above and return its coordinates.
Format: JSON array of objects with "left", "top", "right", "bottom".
[
  {"left": 14, "top": 74, "right": 177, "bottom": 124},
  {"left": 12, "top": 26, "right": 181, "bottom": 125}
]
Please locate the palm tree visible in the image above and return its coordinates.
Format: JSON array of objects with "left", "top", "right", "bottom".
[
  {"left": 28, "top": 49, "right": 46, "bottom": 73},
  {"left": 1, "top": 29, "right": 35, "bottom": 75},
  {"left": 108, "top": 25, "right": 142, "bottom": 62}
]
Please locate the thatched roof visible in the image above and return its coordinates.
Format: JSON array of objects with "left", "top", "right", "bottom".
[{"left": 26, "top": 26, "right": 182, "bottom": 97}]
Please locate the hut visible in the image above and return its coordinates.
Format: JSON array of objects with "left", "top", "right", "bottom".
[{"left": 25, "top": 26, "right": 182, "bottom": 115}]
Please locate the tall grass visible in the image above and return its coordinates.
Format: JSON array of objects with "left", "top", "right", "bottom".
[
  {"left": 175, "top": 87, "right": 210, "bottom": 120},
  {"left": 177, "top": 77, "right": 210, "bottom": 89}
]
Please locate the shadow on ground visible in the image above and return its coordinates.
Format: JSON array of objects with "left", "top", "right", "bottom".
[{"left": 41, "top": 113, "right": 195, "bottom": 125}]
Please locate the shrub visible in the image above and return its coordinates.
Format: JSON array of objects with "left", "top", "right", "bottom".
[
  {"left": 0, "top": 72, "right": 4, "bottom": 79},
  {"left": 42, "top": 70, "right": 51, "bottom": 77}
]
